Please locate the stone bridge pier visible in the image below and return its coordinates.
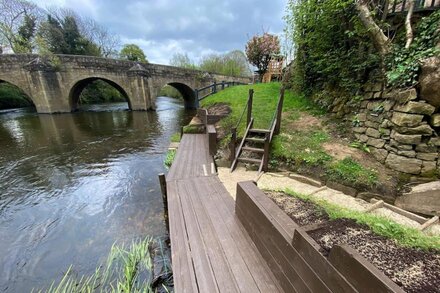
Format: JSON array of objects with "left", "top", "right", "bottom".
[{"left": 0, "top": 54, "right": 252, "bottom": 114}]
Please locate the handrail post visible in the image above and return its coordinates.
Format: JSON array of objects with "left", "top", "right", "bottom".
[
  {"left": 247, "top": 89, "right": 254, "bottom": 126},
  {"left": 263, "top": 133, "right": 270, "bottom": 172},
  {"left": 158, "top": 173, "right": 169, "bottom": 231},
  {"left": 230, "top": 127, "right": 237, "bottom": 162},
  {"left": 274, "top": 88, "right": 284, "bottom": 135},
  {"left": 213, "top": 82, "right": 217, "bottom": 94},
  {"left": 222, "top": 81, "right": 225, "bottom": 90}
]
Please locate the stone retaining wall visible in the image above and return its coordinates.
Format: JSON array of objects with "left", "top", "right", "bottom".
[{"left": 332, "top": 85, "right": 439, "bottom": 176}]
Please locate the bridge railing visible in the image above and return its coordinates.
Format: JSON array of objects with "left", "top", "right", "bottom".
[
  {"left": 195, "top": 81, "right": 247, "bottom": 104},
  {"left": 377, "top": 0, "right": 440, "bottom": 17}
]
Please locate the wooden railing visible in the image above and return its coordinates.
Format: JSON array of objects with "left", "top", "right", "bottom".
[
  {"left": 195, "top": 81, "right": 246, "bottom": 103},
  {"left": 378, "top": 0, "right": 440, "bottom": 17}
]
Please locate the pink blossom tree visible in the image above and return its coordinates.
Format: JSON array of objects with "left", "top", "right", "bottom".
[{"left": 245, "top": 33, "right": 280, "bottom": 81}]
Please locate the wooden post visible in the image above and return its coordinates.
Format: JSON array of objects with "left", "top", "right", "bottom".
[
  {"left": 274, "top": 87, "right": 284, "bottom": 135},
  {"left": 180, "top": 126, "right": 184, "bottom": 138},
  {"left": 158, "top": 173, "right": 169, "bottom": 231},
  {"left": 230, "top": 127, "right": 237, "bottom": 162},
  {"left": 263, "top": 133, "right": 270, "bottom": 172},
  {"left": 213, "top": 82, "right": 217, "bottom": 94},
  {"left": 247, "top": 89, "right": 254, "bottom": 127},
  {"left": 222, "top": 81, "right": 225, "bottom": 90}
]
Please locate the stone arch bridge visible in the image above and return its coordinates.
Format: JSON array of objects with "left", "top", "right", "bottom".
[{"left": 0, "top": 54, "right": 251, "bottom": 113}]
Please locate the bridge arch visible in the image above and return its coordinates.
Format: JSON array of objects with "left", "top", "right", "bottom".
[
  {"left": 69, "top": 77, "right": 131, "bottom": 111},
  {"left": 166, "top": 82, "right": 197, "bottom": 109},
  {"left": 0, "top": 78, "right": 35, "bottom": 109}
]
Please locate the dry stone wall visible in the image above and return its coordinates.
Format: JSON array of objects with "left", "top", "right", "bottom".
[{"left": 346, "top": 85, "right": 439, "bottom": 176}]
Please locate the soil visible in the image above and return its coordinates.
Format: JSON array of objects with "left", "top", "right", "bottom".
[
  {"left": 206, "top": 103, "right": 231, "bottom": 116},
  {"left": 309, "top": 219, "right": 440, "bottom": 293},
  {"left": 264, "top": 191, "right": 440, "bottom": 293},
  {"left": 266, "top": 191, "right": 329, "bottom": 226}
]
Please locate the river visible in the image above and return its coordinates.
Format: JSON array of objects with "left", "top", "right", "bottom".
[{"left": 0, "top": 97, "right": 194, "bottom": 292}]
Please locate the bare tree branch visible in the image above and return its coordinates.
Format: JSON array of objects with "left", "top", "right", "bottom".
[{"left": 405, "top": 0, "right": 416, "bottom": 49}]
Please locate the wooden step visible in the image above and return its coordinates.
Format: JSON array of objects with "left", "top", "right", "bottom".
[
  {"left": 242, "top": 146, "right": 265, "bottom": 153},
  {"left": 238, "top": 157, "right": 262, "bottom": 164},
  {"left": 249, "top": 128, "right": 270, "bottom": 134},
  {"left": 245, "top": 137, "right": 265, "bottom": 143}
]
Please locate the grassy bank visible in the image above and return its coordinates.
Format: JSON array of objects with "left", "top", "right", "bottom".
[
  {"left": 0, "top": 83, "right": 33, "bottom": 109},
  {"left": 201, "top": 82, "right": 382, "bottom": 190}
]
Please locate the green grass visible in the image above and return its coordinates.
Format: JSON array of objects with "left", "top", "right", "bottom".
[
  {"left": 283, "top": 189, "right": 440, "bottom": 251},
  {"left": 271, "top": 131, "right": 332, "bottom": 166},
  {"left": 37, "top": 238, "right": 170, "bottom": 293},
  {"left": 170, "top": 133, "right": 181, "bottom": 143},
  {"left": 326, "top": 157, "right": 378, "bottom": 188},
  {"left": 164, "top": 149, "right": 176, "bottom": 169},
  {"left": 182, "top": 124, "right": 205, "bottom": 134}
]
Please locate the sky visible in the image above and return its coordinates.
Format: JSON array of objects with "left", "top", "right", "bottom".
[{"left": 29, "top": 0, "right": 288, "bottom": 65}]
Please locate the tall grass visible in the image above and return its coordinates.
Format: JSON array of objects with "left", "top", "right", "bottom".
[{"left": 36, "top": 237, "right": 169, "bottom": 293}]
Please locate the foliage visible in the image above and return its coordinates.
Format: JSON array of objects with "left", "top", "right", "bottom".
[
  {"left": 326, "top": 157, "right": 378, "bottom": 187},
  {"left": 285, "top": 0, "right": 380, "bottom": 97},
  {"left": 13, "top": 14, "right": 36, "bottom": 53},
  {"left": 386, "top": 10, "right": 440, "bottom": 88},
  {"left": 284, "top": 189, "right": 440, "bottom": 251},
  {"left": 245, "top": 32, "right": 280, "bottom": 78},
  {"left": 79, "top": 80, "right": 126, "bottom": 104},
  {"left": 199, "top": 50, "right": 251, "bottom": 77},
  {"left": 182, "top": 124, "right": 205, "bottom": 134},
  {"left": 160, "top": 85, "right": 182, "bottom": 99},
  {"left": 37, "top": 238, "right": 162, "bottom": 292},
  {"left": 170, "top": 133, "right": 181, "bottom": 143},
  {"left": 120, "top": 44, "right": 147, "bottom": 62},
  {"left": 164, "top": 149, "right": 176, "bottom": 169},
  {"left": 0, "top": 82, "right": 33, "bottom": 109},
  {"left": 169, "top": 52, "right": 197, "bottom": 69}
]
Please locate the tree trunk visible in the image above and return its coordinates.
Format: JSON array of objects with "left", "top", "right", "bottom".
[
  {"left": 355, "top": 0, "right": 391, "bottom": 56},
  {"left": 405, "top": 0, "right": 416, "bottom": 49}
]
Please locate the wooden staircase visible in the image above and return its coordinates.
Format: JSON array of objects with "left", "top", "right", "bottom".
[{"left": 230, "top": 88, "right": 284, "bottom": 174}]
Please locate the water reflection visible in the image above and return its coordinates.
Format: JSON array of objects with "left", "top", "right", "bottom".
[{"left": 0, "top": 97, "right": 194, "bottom": 292}]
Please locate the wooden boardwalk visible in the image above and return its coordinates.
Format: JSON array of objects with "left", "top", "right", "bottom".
[{"left": 166, "top": 134, "right": 283, "bottom": 292}]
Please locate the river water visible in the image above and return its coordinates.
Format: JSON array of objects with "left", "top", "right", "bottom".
[{"left": 0, "top": 97, "right": 194, "bottom": 292}]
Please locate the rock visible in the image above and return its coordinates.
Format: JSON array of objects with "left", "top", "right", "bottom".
[
  {"left": 353, "top": 127, "right": 366, "bottom": 134},
  {"left": 419, "top": 57, "right": 440, "bottom": 109},
  {"left": 421, "top": 161, "right": 437, "bottom": 175},
  {"left": 395, "top": 181, "right": 440, "bottom": 216},
  {"left": 326, "top": 181, "right": 358, "bottom": 197},
  {"left": 394, "top": 101, "right": 436, "bottom": 115},
  {"left": 366, "top": 138, "right": 385, "bottom": 148},
  {"left": 358, "top": 113, "right": 367, "bottom": 122},
  {"left": 358, "top": 134, "right": 369, "bottom": 143},
  {"left": 367, "top": 114, "right": 384, "bottom": 123},
  {"left": 397, "top": 150, "right": 416, "bottom": 158},
  {"left": 357, "top": 192, "right": 395, "bottom": 204},
  {"left": 395, "top": 124, "right": 434, "bottom": 135},
  {"left": 431, "top": 113, "right": 440, "bottom": 127},
  {"left": 370, "top": 147, "right": 389, "bottom": 163},
  {"left": 366, "top": 128, "right": 381, "bottom": 138},
  {"left": 417, "top": 152, "right": 438, "bottom": 161},
  {"left": 383, "top": 100, "right": 396, "bottom": 111},
  {"left": 390, "top": 139, "right": 413, "bottom": 150},
  {"left": 385, "top": 154, "right": 422, "bottom": 174},
  {"left": 380, "top": 119, "right": 392, "bottom": 128},
  {"left": 365, "top": 121, "right": 380, "bottom": 128},
  {"left": 379, "top": 128, "right": 391, "bottom": 136},
  {"left": 288, "top": 173, "right": 322, "bottom": 187},
  {"left": 391, "top": 131, "right": 422, "bottom": 145},
  {"left": 416, "top": 143, "right": 438, "bottom": 153},
  {"left": 429, "top": 137, "right": 440, "bottom": 146},
  {"left": 391, "top": 112, "right": 424, "bottom": 127},
  {"left": 387, "top": 88, "right": 418, "bottom": 103}
]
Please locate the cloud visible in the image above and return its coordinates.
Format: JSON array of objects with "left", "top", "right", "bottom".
[{"left": 30, "top": 0, "right": 287, "bottom": 64}]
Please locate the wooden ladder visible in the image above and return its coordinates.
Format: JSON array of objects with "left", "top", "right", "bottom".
[{"left": 230, "top": 88, "right": 284, "bottom": 174}]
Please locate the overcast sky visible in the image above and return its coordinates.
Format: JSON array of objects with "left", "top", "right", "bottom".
[{"left": 29, "top": 0, "right": 288, "bottom": 64}]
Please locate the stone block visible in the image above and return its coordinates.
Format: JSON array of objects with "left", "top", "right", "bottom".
[
  {"left": 385, "top": 153, "right": 422, "bottom": 174},
  {"left": 388, "top": 88, "right": 418, "bottom": 103},
  {"left": 421, "top": 161, "right": 437, "bottom": 175},
  {"left": 397, "top": 150, "right": 416, "bottom": 158},
  {"left": 379, "top": 128, "right": 391, "bottom": 136},
  {"left": 383, "top": 100, "right": 396, "bottom": 111},
  {"left": 367, "top": 114, "right": 384, "bottom": 123},
  {"left": 395, "top": 181, "right": 440, "bottom": 216},
  {"left": 380, "top": 119, "right": 392, "bottom": 128},
  {"left": 389, "top": 139, "right": 413, "bottom": 150},
  {"left": 358, "top": 134, "right": 369, "bottom": 143},
  {"left": 370, "top": 147, "right": 389, "bottom": 163},
  {"left": 417, "top": 152, "right": 439, "bottom": 161},
  {"left": 429, "top": 137, "right": 440, "bottom": 146},
  {"left": 358, "top": 113, "right": 367, "bottom": 122},
  {"left": 431, "top": 113, "right": 440, "bottom": 127},
  {"left": 366, "top": 137, "right": 385, "bottom": 148},
  {"left": 391, "top": 131, "right": 422, "bottom": 145},
  {"left": 395, "top": 124, "right": 434, "bottom": 135},
  {"left": 416, "top": 143, "right": 438, "bottom": 153},
  {"left": 394, "top": 101, "right": 436, "bottom": 115},
  {"left": 326, "top": 181, "right": 358, "bottom": 197},
  {"left": 391, "top": 112, "right": 424, "bottom": 127},
  {"left": 366, "top": 127, "right": 381, "bottom": 138},
  {"left": 365, "top": 121, "right": 380, "bottom": 128},
  {"left": 353, "top": 127, "right": 366, "bottom": 134}
]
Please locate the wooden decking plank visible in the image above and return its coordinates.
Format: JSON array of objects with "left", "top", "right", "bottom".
[
  {"left": 167, "top": 181, "right": 199, "bottom": 293},
  {"left": 175, "top": 180, "right": 220, "bottom": 292},
  {"left": 208, "top": 179, "right": 284, "bottom": 293},
  {"left": 193, "top": 177, "right": 282, "bottom": 293},
  {"left": 180, "top": 179, "right": 241, "bottom": 293}
]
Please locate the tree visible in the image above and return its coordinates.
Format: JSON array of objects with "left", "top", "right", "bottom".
[
  {"left": 169, "top": 52, "right": 196, "bottom": 69},
  {"left": 245, "top": 32, "right": 280, "bottom": 80},
  {"left": 120, "top": 44, "right": 147, "bottom": 62},
  {"left": 14, "top": 13, "right": 36, "bottom": 52}
]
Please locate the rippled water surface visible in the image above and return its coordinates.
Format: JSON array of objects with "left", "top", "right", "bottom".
[{"left": 0, "top": 97, "right": 194, "bottom": 292}]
